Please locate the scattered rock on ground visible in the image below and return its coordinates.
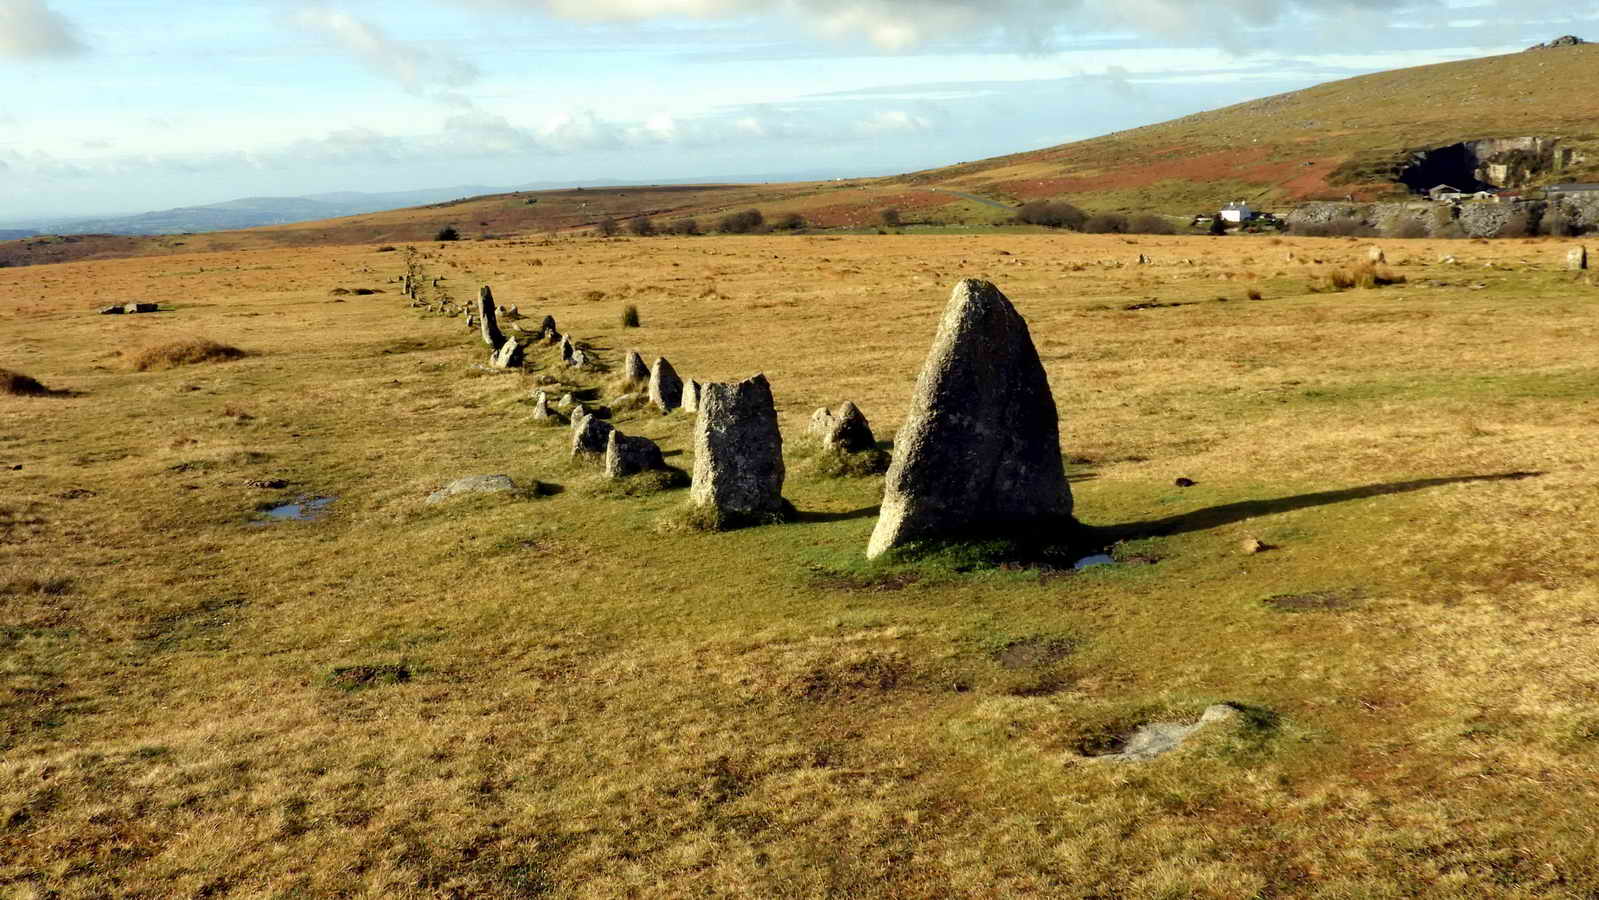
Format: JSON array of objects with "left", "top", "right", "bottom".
[
  {"left": 691, "top": 373, "right": 787, "bottom": 521},
  {"left": 426, "top": 474, "right": 517, "bottom": 504},
  {"left": 1096, "top": 705, "right": 1238, "bottom": 762},
  {"left": 867, "top": 279, "right": 1073, "bottom": 559}
]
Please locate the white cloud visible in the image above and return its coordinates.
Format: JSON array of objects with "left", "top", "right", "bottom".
[
  {"left": 291, "top": 6, "right": 479, "bottom": 93},
  {"left": 0, "top": 0, "right": 87, "bottom": 59}
]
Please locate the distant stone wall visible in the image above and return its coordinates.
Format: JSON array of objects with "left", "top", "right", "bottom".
[{"left": 1288, "top": 199, "right": 1573, "bottom": 238}]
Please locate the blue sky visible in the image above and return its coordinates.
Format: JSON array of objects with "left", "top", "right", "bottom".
[{"left": 1, "top": 0, "right": 1594, "bottom": 220}]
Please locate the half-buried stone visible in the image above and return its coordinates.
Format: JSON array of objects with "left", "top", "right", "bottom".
[
  {"left": 689, "top": 373, "right": 789, "bottom": 525},
  {"left": 866, "top": 279, "right": 1073, "bottom": 559},
  {"left": 808, "top": 401, "right": 876, "bottom": 453},
  {"left": 571, "top": 411, "right": 614, "bottom": 461},
  {"left": 477, "top": 286, "right": 506, "bottom": 350},
  {"left": 649, "top": 357, "right": 683, "bottom": 412},
  {"left": 425, "top": 474, "right": 518, "bottom": 505},
  {"left": 605, "top": 430, "right": 666, "bottom": 479}
]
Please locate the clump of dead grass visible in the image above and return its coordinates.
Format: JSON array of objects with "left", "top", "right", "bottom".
[
  {"left": 132, "top": 339, "right": 247, "bottom": 371},
  {"left": 0, "top": 368, "right": 52, "bottom": 396},
  {"left": 1311, "top": 262, "right": 1407, "bottom": 293},
  {"left": 658, "top": 499, "right": 797, "bottom": 533}
]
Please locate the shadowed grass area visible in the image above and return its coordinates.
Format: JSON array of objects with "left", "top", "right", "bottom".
[
  {"left": 131, "top": 338, "right": 247, "bottom": 371},
  {"left": 0, "top": 368, "right": 52, "bottom": 396}
]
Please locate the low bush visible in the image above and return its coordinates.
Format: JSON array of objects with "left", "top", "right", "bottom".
[
  {"left": 131, "top": 339, "right": 247, "bottom": 371},
  {"left": 665, "top": 218, "right": 701, "bottom": 236},
  {"left": 1016, "top": 201, "right": 1086, "bottom": 230},
  {"left": 596, "top": 218, "right": 619, "bottom": 238},
  {"left": 880, "top": 209, "right": 902, "bottom": 228},
  {"left": 1081, "top": 212, "right": 1130, "bottom": 234},
  {"left": 718, "top": 209, "right": 765, "bottom": 234},
  {"left": 627, "top": 217, "right": 657, "bottom": 237},
  {"left": 1128, "top": 213, "right": 1176, "bottom": 235},
  {"left": 775, "top": 212, "right": 807, "bottom": 231},
  {"left": 1311, "top": 262, "right": 1406, "bottom": 293},
  {"left": 621, "top": 304, "right": 640, "bottom": 328},
  {"left": 434, "top": 226, "right": 460, "bottom": 242},
  {"left": 0, "top": 368, "right": 51, "bottom": 396}
]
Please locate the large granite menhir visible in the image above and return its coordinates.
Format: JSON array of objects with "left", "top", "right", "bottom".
[
  {"left": 866, "top": 279, "right": 1072, "bottom": 559},
  {"left": 690, "top": 373, "right": 786, "bottom": 522}
]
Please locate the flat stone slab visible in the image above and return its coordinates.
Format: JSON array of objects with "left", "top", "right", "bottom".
[
  {"left": 426, "top": 474, "right": 517, "bottom": 504},
  {"left": 1096, "top": 705, "right": 1237, "bottom": 762}
]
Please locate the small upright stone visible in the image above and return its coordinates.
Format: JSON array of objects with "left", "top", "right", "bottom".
[
  {"left": 490, "top": 336, "right": 523, "bottom": 369},
  {"left": 808, "top": 401, "right": 876, "bottom": 453},
  {"left": 604, "top": 430, "right": 666, "bottom": 479},
  {"left": 682, "top": 379, "right": 700, "bottom": 414},
  {"left": 1568, "top": 246, "right": 1588, "bottom": 271},
  {"left": 477, "top": 286, "right": 505, "bottom": 350},
  {"left": 569, "top": 349, "right": 589, "bottom": 369},
  {"left": 867, "top": 279, "right": 1072, "bottom": 560},
  {"left": 571, "top": 412, "right": 614, "bottom": 460},
  {"left": 623, "top": 350, "right": 649, "bottom": 384},
  {"left": 531, "top": 391, "right": 562, "bottom": 423},
  {"left": 690, "top": 373, "right": 787, "bottom": 522},
  {"left": 649, "top": 357, "right": 683, "bottom": 412},
  {"left": 1366, "top": 246, "right": 1386, "bottom": 264},
  {"left": 539, "top": 315, "right": 557, "bottom": 341},
  {"left": 560, "top": 334, "right": 576, "bottom": 364}
]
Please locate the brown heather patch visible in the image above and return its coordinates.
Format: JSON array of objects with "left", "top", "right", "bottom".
[{"left": 130, "top": 338, "right": 246, "bottom": 371}]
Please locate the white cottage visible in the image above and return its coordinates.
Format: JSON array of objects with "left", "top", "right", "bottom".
[{"left": 1218, "top": 201, "right": 1255, "bottom": 224}]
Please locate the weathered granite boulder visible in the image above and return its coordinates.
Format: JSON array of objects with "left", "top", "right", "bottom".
[
  {"left": 623, "top": 350, "right": 649, "bottom": 383},
  {"left": 866, "top": 279, "right": 1073, "bottom": 559},
  {"left": 571, "top": 412, "right": 615, "bottom": 460},
  {"left": 682, "top": 379, "right": 700, "bottom": 414},
  {"left": 1568, "top": 246, "right": 1588, "bottom": 270},
  {"left": 649, "top": 357, "right": 683, "bottom": 412},
  {"left": 808, "top": 401, "right": 876, "bottom": 453},
  {"left": 477, "top": 286, "right": 505, "bottom": 350},
  {"left": 425, "top": 474, "right": 517, "bottom": 505},
  {"left": 604, "top": 430, "right": 666, "bottom": 479},
  {"left": 690, "top": 373, "right": 786, "bottom": 521},
  {"left": 490, "top": 336, "right": 524, "bottom": 369}
]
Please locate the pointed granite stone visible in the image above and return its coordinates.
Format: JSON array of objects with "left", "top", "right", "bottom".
[
  {"left": 690, "top": 373, "right": 786, "bottom": 521},
  {"left": 866, "top": 279, "right": 1072, "bottom": 559},
  {"left": 477, "top": 286, "right": 506, "bottom": 350},
  {"left": 649, "top": 357, "right": 683, "bottom": 412}
]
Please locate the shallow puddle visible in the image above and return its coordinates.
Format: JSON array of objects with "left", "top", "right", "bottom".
[
  {"left": 1072, "top": 553, "right": 1117, "bottom": 570},
  {"left": 255, "top": 496, "right": 336, "bottom": 523}
]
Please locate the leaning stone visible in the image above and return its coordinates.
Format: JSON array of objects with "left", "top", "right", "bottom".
[
  {"left": 1568, "top": 246, "right": 1588, "bottom": 271},
  {"left": 605, "top": 430, "right": 666, "bottom": 479},
  {"left": 425, "top": 474, "right": 517, "bottom": 505},
  {"left": 682, "top": 379, "right": 700, "bottom": 414},
  {"left": 649, "top": 357, "right": 683, "bottom": 412},
  {"left": 557, "top": 392, "right": 577, "bottom": 409},
  {"left": 809, "top": 401, "right": 876, "bottom": 453},
  {"left": 477, "top": 286, "right": 506, "bottom": 350},
  {"left": 867, "top": 279, "right": 1073, "bottom": 560},
  {"left": 124, "top": 302, "right": 158, "bottom": 314},
  {"left": 690, "top": 373, "right": 786, "bottom": 521},
  {"left": 98, "top": 305, "right": 124, "bottom": 315},
  {"left": 490, "top": 336, "right": 524, "bottom": 369},
  {"left": 571, "top": 413, "right": 614, "bottom": 460},
  {"left": 623, "top": 350, "right": 649, "bottom": 384}
]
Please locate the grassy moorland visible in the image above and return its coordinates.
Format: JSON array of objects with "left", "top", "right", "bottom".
[{"left": 3, "top": 230, "right": 1599, "bottom": 897}]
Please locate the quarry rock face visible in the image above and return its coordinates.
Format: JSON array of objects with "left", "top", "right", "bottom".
[
  {"left": 571, "top": 412, "right": 614, "bottom": 460},
  {"left": 1569, "top": 246, "right": 1588, "bottom": 270},
  {"left": 624, "top": 350, "right": 650, "bottom": 383},
  {"left": 649, "top": 357, "right": 683, "bottom": 412},
  {"left": 691, "top": 373, "right": 786, "bottom": 520},
  {"left": 682, "top": 379, "right": 700, "bottom": 414},
  {"left": 604, "top": 430, "right": 666, "bottom": 479},
  {"left": 477, "top": 286, "right": 505, "bottom": 350},
  {"left": 490, "top": 337, "right": 523, "bottom": 369},
  {"left": 867, "top": 279, "right": 1073, "bottom": 559},
  {"left": 808, "top": 401, "right": 876, "bottom": 453}
]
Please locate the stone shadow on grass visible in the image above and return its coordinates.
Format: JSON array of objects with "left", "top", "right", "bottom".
[
  {"left": 793, "top": 505, "right": 881, "bottom": 525},
  {"left": 1096, "top": 472, "right": 1543, "bottom": 540}
]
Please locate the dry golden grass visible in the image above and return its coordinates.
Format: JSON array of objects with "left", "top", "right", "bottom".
[
  {"left": 130, "top": 337, "right": 247, "bottom": 371},
  {"left": 3, "top": 231, "right": 1599, "bottom": 896}
]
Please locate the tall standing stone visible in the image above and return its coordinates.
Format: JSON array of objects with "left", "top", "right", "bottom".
[
  {"left": 649, "top": 357, "right": 683, "bottom": 412},
  {"left": 478, "top": 286, "right": 505, "bottom": 350},
  {"left": 1569, "top": 246, "right": 1588, "bottom": 271},
  {"left": 866, "top": 279, "right": 1072, "bottom": 559},
  {"left": 623, "top": 350, "right": 649, "bottom": 384},
  {"left": 690, "top": 374, "right": 786, "bottom": 522}
]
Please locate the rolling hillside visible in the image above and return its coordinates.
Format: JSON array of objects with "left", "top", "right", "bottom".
[{"left": 4, "top": 40, "right": 1596, "bottom": 268}]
